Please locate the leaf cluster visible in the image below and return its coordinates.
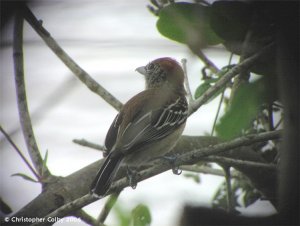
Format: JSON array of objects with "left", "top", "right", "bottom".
[{"left": 149, "top": 0, "right": 281, "bottom": 212}]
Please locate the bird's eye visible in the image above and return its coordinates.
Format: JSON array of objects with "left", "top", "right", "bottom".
[{"left": 147, "top": 63, "right": 155, "bottom": 70}]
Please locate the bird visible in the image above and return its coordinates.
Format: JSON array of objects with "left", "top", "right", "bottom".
[{"left": 90, "top": 57, "right": 188, "bottom": 197}]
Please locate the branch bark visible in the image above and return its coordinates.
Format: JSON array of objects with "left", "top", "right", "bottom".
[
  {"left": 73, "top": 139, "right": 106, "bottom": 152},
  {"left": 13, "top": 131, "right": 280, "bottom": 224},
  {"left": 13, "top": 9, "right": 50, "bottom": 178}
]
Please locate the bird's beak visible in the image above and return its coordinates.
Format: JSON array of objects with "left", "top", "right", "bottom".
[{"left": 135, "top": 66, "right": 147, "bottom": 76}]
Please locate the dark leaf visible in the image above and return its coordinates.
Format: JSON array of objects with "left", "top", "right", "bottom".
[
  {"left": 211, "top": 1, "right": 252, "bottom": 42},
  {"left": 210, "top": 1, "right": 276, "bottom": 76},
  {"left": 157, "top": 3, "right": 222, "bottom": 49}
]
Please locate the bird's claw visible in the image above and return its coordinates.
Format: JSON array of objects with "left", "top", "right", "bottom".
[
  {"left": 172, "top": 166, "right": 182, "bottom": 175},
  {"left": 126, "top": 166, "right": 139, "bottom": 189},
  {"left": 162, "top": 154, "right": 182, "bottom": 175}
]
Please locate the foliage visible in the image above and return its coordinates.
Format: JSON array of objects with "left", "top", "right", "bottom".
[
  {"left": 153, "top": 0, "right": 275, "bottom": 76},
  {"left": 113, "top": 202, "right": 152, "bottom": 226},
  {"left": 149, "top": 0, "right": 280, "bottom": 212},
  {"left": 194, "top": 65, "right": 234, "bottom": 101},
  {"left": 131, "top": 204, "right": 151, "bottom": 226},
  {"left": 216, "top": 79, "right": 266, "bottom": 140},
  {"left": 157, "top": 2, "right": 222, "bottom": 48},
  {"left": 212, "top": 178, "right": 262, "bottom": 211},
  {"left": 151, "top": 0, "right": 279, "bottom": 141}
]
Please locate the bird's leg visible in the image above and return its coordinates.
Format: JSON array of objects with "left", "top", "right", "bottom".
[
  {"left": 126, "top": 166, "right": 139, "bottom": 189},
  {"left": 161, "top": 154, "right": 182, "bottom": 175}
]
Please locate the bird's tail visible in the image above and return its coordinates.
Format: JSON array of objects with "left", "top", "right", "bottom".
[{"left": 90, "top": 151, "right": 124, "bottom": 197}]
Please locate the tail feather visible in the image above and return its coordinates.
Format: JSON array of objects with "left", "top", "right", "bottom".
[{"left": 90, "top": 151, "right": 124, "bottom": 197}]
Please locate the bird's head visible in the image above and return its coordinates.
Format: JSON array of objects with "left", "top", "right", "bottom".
[{"left": 136, "top": 57, "right": 185, "bottom": 92}]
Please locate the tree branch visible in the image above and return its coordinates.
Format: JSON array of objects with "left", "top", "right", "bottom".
[
  {"left": 180, "top": 165, "right": 242, "bottom": 179},
  {"left": 192, "top": 48, "right": 220, "bottom": 74},
  {"left": 96, "top": 192, "right": 121, "bottom": 225},
  {"left": 30, "top": 194, "right": 97, "bottom": 226},
  {"left": 188, "top": 42, "right": 275, "bottom": 116},
  {"left": 23, "top": 130, "right": 280, "bottom": 224},
  {"left": 181, "top": 58, "right": 193, "bottom": 103},
  {"left": 22, "top": 6, "right": 123, "bottom": 111},
  {"left": 73, "top": 139, "right": 106, "bottom": 152},
  {"left": 178, "top": 130, "right": 281, "bottom": 165},
  {"left": 13, "top": 9, "right": 50, "bottom": 178},
  {"left": 203, "top": 156, "right": 276, "bottom": 170},
  {"left": 74, "top": 210, "right": 98, "bottom": 226}
]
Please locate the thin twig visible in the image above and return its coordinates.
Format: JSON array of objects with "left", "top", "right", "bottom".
[
  {"left": 223, "top": 166, "right": 234, "bottom": 213},
  {"left": 274, "top": 117, "right": 283, "bottom": 130},
  {"left": 181, "top": 58, "right": 193, "bottom": 103},
  {"left": 179, "top": 130, "right": 281, "bottom": 165},
  {"left": 193, "top": 49, "right": 220, "bottom": 74},
  {"left": 180, "top": 165, "right": 241, "bottom": 179},
  {"left": 210, "top": 53, "right": 233, "bottom": 136},
  {"left": 96, "top": 191, "right": 121, "bottom": 225},
  {"left": 0, "top": 125, "right": 40, "bottom": 180},
  {"left": 31, "top": 194, "right": 96, "bottom": 226},
  {"left": 35, "top": 130, "right": 281, "bottom": 222},
  {"left": 203, "top": 156, "right": 277, "bottom": 170},
  {"left": 74, "top": 210, "right": 98, "bottom": 226},
  {"left": 210, "top": 91, "right": 225, "bottom": 136},
  {"left": 13, "top": 9, "right": 50, "bottom": 177},
  {"left": 188, "top": 42, "right": 275, "bottom": 116},
  {"left": 22, "top": 6, "right": 123, "bottom": 111},
  {"left": 73, "top": 139, "right": 106, "bottom": 152},
  {"left": 228, "top": 14, "right": 256, "bottom": 104}
]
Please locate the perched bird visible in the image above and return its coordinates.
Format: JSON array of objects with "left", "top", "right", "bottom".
[{"left": 91, "top": 57, "right": 188, "bottom": 197}]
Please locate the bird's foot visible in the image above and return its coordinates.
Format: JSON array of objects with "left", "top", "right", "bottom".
[
  {"left": 126, "top": 166, "right": 139, "bottom": 189},
  {"left": 162, "top": 154, "right": 182, "bottom": 175}
]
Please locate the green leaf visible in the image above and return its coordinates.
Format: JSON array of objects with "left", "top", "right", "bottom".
[
  {"left": 157, "top": 3, "right": 222, "bottom": 48},
  {"left": 203, "top": 78, "right": 219, "bottom": 84},
  {"left": 131, "top": 204, "right": 151, "bottom": 226},
  {"left": 11, "top": 173, "right": 39, "bottom": 183},
  {"left": 183, "top": 173, "right": 201, "bottom": 184},
  {"left": 194, "top": 82, "right": 211, "bottom": 99},
  {"left": 194, "top": 82, "right": 225, "bottom": 104},
  {"left": 216, "top": 79, "right": 265, "bottom": 140}
]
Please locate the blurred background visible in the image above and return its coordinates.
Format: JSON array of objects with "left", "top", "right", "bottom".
[{"left": 0, "top": 0, "right": 276, "bottom": 225}]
